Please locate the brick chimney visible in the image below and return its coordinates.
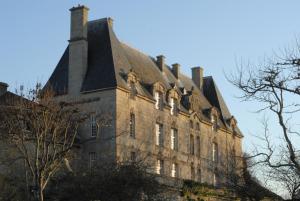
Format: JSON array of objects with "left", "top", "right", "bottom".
[
  {"left": 0, "top": 82, "right": 8, "bottom": 96},
  {"left": 68, "top": 5, "right": 89, "bottom": 95},
  {"left": 191, "top": 67, "right": 204, "bottom": 90},
  {"left": 172, "top": 63, "right": 180, "bottom": 79},
  {"left": 156, "top": 55, "right": 165, "bottom": 72}
]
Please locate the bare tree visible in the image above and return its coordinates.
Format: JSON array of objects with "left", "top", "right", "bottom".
[
  {"left": 0, "top": 87, "right": 85, "bottom": 201},
  {"left": 228, "top": 47, "right": 300, "bottom": 199}
]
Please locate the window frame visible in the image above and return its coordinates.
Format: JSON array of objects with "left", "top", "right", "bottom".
[
  {"left": 156, "top": 159, "right": 164, "bottom": 175},
  {"left": 90, "top": 115, "right": 97, "bottom": 137},
  {"left": 170, "top": 128, "right": 178, "bottom": 151},
  {"left": 171, "top": 163, "right": 178, "bottom": 178},
  {"left": 155, "top": 91, "right": 164, "bottom": 110},
  {"left": 155, "top": 123, "right": 163, "bottom": 146}
]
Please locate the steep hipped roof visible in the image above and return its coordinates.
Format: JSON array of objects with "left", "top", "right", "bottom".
[{"left": 45, "top": 18, "right": 241, "bottom": 135}]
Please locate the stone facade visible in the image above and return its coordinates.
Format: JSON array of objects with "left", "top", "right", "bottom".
[{"left": 44, "top": 5, "right": 244, "bottom": 187}]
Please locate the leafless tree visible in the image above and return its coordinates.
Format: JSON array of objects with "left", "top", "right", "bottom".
[
  {"left": 228, "top": 46, "right": 300, "bottom": 199},
  {"left": 0, "top": 86, "right": 86, "bottom": 201}
]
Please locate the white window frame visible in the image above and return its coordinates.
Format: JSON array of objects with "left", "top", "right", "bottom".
[
  {"left": 171, "top": 163, "right": 178, "bottom": 178},
  {"left": 156, "top": 159, "right": 164, "bottom": 175},
  {"left": 155, "top": 123, "right": 163, "bottom": 146},
  {"left": 170, "top": 97, "right": 176, "bottom": 115},
  {"left": 212, "top": 142, "right": 218, "bottom": 163},
  {"left": 213, "top": 173, "right": 217, "bottom": 187},
  {"left": 170, "top": 128, "right": 178, "bottom": 151},
  {"left": 211, "top": 115, "right": 217, "bottom": 131}
]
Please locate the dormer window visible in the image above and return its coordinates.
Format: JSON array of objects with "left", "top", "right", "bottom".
[
  {"left": 170, "top": 97, "right": 178, "bottom": 115},
  {"left": 129, "top": 81, "right": 137, "bottom": 98},
  {"left": 155, "top": 91, "right": 163, "bottom": 110},
  {"left": 211, "top": 114, "right": 218, "bottom": 131},
  {"left": 126, "top": 71, "right": 138, "bottom": 99}
]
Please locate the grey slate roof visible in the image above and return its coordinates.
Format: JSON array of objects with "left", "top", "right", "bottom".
[{"left": 45, "top": 17, "right": 242, "bottom": 136}]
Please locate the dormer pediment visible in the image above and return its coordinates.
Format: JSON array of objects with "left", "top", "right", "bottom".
[
  {"left": 126, "top": 70, "right": 138, "bottom": 84},
  {"left": 152, "top": 82, "right": 165, "bottom": 94}
]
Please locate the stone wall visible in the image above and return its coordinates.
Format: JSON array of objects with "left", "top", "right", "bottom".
[{"left": 115, "top": 88, "right": 243, "bottom": 185}]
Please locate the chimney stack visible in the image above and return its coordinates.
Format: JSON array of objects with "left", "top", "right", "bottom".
[
  {"left": 192, "top": 67, "right": 204, "bottom": 90},
  {"left": 68, "top": 5, "right": 89, "bottom": 95},
  {"left": 108, "top": 17, "right": 114, "bottom": 27},
  {"left": 0, "top": 82, "right": 8, "bottom": 96},
  {"left": 172, "top": 63, "right": 180, "bottom": 79},
  {"left": 156, "top": 55, "right": 165, "bottom": 72}
]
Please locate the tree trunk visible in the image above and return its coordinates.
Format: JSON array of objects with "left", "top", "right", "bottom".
[{"left": 38, "top": 186, "right": 44, "bottom": 201}]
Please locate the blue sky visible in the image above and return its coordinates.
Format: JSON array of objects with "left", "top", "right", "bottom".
[{"left": 1, "top": 1, "right": 300, "bottom": 155}]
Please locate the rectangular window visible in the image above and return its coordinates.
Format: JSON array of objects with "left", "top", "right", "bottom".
[
  {"left": 130, "top": 113, "right": 135, "bottom": 138},
  {"left": 196, "top": 122, "right": 200, "bottom": 131},
  {"left": 156, "top": 159, "right": 164, "bottom": 175},
  {"left": 170, "top": 98, "right": 178, "bottom": 115},
  {"left": 213, "top": 173, "right": 217, "bottom": 187},
  {"left": 197, "top": 168, "right": 201, "bottom": 182},
  {"left": 171, "top": 163, "right": 178, "bottom": 178},
  {"left": 170, "top": 128, "right": 178, "bottom": 151},
  {"left": 91, "top": 115, "right": 97, "bottom": 137},
  {"left": 155, "top": 91, "right": 163, "bottom": 110},
  {"left": 130, "top": 151, "right": 136, "bottom": 162},
  {"left": 212, "top": 115, "right": 217, "bottom": 131},
  {"left": 155, "top": 123, "right": 163, "bottom": 146},
  {"left": 196, "top": 136, "right": 200, "bottom": 157},
  {"left": 89, "top": 152, "right": 96, "bottom": 171},
  {"left": 190, "top": 135, "right": 194, "bottom": 155},
  {"left": 212, "top": 143, "right": 218, "bottom": 163},
  {"left": 191, "top": 166, "right": 195, "bottom": 180}
]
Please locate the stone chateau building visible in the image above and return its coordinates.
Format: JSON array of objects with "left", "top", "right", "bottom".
[{"left": 44, "top": 5, "right": 243, "bottom": 186}]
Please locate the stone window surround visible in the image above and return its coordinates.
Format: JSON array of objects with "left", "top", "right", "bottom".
[{"left": 167, "top": 88, "right": 180, "bottom": 116}]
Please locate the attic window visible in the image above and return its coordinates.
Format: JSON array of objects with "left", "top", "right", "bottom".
[
  {"left": 129, "top": 81, "right": 137, "bottom": 98},
  {"left": 211, "top": 114, "right": 218, "bottom": 132},
  {"left": 155, "top": 91, "right": 164, "bottom": 110},
  {"left": 170, "top": 97, "right": 178, "bottom": 116}
]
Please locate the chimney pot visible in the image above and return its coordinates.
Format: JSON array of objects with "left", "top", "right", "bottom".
[
  {"left": 172, "top": 63, "right": 180, "bottom": 79},
  {"left": 0, "top": 82, "right": 8, "bottom": 96},
  {"left": 156, "top": 55, "right": 165, "bottom": 71},
  {"left": 191, "top": 67, "right": 204, "bottom": 90}
]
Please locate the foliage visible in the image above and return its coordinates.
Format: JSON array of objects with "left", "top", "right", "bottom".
[{"left": 51, "top": 162, "right": 168, "bottom": 201}]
